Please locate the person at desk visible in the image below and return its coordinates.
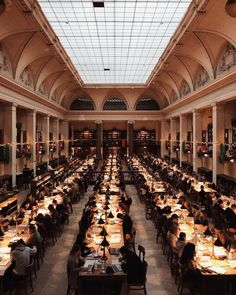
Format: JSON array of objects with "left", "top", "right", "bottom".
[
  {"left": 0, "top": 218, "right": 9, "bottom": 236},
  {"left": 214, "top": 225, "right": 229, "bottom": 249},
  {"left": 179, "top": 243, "right": 201, "bottom": 294},
  {"left": 199, "top": 185, "right": 206, "bottom": 208},
  {"left": 4, "top": 239, "right": 37, "bottom": 291},
  {"left": 25, "top": 224, "right": 42, "bottom": 247},
  {"left": 20, "top": 194, "right": 37, "bottom": 211},
  {"left": 22, "top": 165, "right": 31, "bottom": 189},
  {"left": 119, "top": 246, "right": 145, "bottom": 284},
  {"left": 47, "top": 164, "right": 54, "bottom": 171},
  {"left": 67, "top": 246, "right": 85, "bottom": 293}
]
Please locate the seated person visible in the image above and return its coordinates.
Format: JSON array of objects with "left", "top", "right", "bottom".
[
  {"left": 195, "top": 210, "right": 208, "bottom": 226},
  {"left": 228, "top": 232, "right": 236, "bottom": 260},
  {"left": 67, "top": 246, "right": 85, "bottom": 291},
  {"left": 167, "top": 223, "right": 179, "bottom": 249},
  {"left": 0, "top": 219, "right": 9, "bottom": 236},
  {"left": 25, "top": 224, "right": 42, "bottom": 247},
  {"left": 119, "top": 246, "right": 145, "bottom": 284},
  {"left": 175, "top": 232, "right": 187, "bottom": 257},
  {"left": 163, "top": 213, "right": 179, "bottom": 233},
  {"left": 4, "top": 239, "right": 37, "bottom": 290},
  {"left": 179, "top": 243, "right": 201, "bottom": 292},
  {"left": 20, "top": 194, "right": 36, "bottom": 211},
  {"left": 214, "top": 225, "right": 229, "bottom": 249}
]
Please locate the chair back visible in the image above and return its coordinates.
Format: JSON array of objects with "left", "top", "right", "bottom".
[
  {"left": 25, "top": 262, "right": 34, "bottom": 276},
  {"left": 138, "top": 245, "right": 145, "bottom": 262}
]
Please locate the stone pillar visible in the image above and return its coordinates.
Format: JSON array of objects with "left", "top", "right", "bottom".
[
  {"left": 160, "top": 120, "right": 169, "bottom": 159},
  {"left": 4, "top": 104, "right": 17, "bottom": 188},
  {"left": 27, "top": 110, "right": 36, "bottom": 176},
  {"left": 179, "top": 114, "right": 188, "bottom": 167},
  {"left": 96, "top": 121, "right": 102, "bottom": 159},
  {"left": 170, "top": 118, "right": 176, "bottom": 162},
  {"left": 53, "top": 118, "right": 59, "bottom": 163},
  {"left": 60, "top": 120, "right": 69, "bottom": 158},
  {"left": 127, "top": 121, "right": 134, "bottom": 157},
  {"left": 212, "top": 104, "right": 224, "bottom": 184},
  {"left": 42, "top": 115, "right": 50, "bottom": 164},
  {"left": 192, "top": 110, "right": 202, "bottom": 173}
]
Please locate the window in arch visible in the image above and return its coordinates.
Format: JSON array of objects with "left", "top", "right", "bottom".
[
  {"left": 103, "top": 98, "right": 127, "bottom": 110},
  {"left": 136, "top": 98, "right": 160, "bottom": 110},
  {"left": 70, "top": 97, "right": 94, "bottom": 110}
]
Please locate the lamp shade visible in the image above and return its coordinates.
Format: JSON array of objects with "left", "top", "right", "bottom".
[
  {"left": 101, "top": 237, "right": 110, "bottom": 248},
  {"left": 104, "top": 204, "right": 110, "bottom": 210},
  {"left": 98, "top": 216, "right": 105, "bottom": 224},
  {"left": 225, "top": 0, "right": 236, "bottom": 17},
  {"left": 99, "top": 227, "right": 108, "bottom": 236},
  {"left": 108, "top": 211, "right": 114, "bottom": 218}
]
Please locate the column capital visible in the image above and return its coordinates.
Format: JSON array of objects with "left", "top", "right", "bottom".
[
  {"left": 95, "top": 120, "right": 103, "bottom": 124},
  {"left": 211, "top": 102, "right": 224, "bottom": 112},
  {"left": 128, "top": 120, "right": 135, "bottom": 124}
]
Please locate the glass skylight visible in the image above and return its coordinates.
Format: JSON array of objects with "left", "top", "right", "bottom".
[{"left": 38, "top": 0, "right": 192, "bottom": 84}]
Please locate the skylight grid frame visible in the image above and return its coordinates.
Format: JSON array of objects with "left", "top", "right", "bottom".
[{"left": 38, "top": 0, "right": 192, "bottom": 84}]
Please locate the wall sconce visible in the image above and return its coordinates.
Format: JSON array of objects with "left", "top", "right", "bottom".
[{"left": 225, "top": 0, "right": 236, "bottom": 17}]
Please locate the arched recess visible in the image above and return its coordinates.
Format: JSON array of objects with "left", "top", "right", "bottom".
[
  {"left": 103, "top": 97, "right": 128, "bottom": 111},
  {"left": 1, "top": 31, "right": 36, "bottom": 78},
  {"left": 49, "top": 71, "right": 71, "bottom": 99},
  {"left": 195, "top": 65, "right": 210, "bottom": 90},
  {"left": 19, "top": 65, "right": 34, "bottom": 90},
  {"left": 135, "top": 98, "right": 160, "bottom": 110},
  {"left": 216, "top": 42, "right": 236, "bottom": 77},
  {"left": 180, "top": 80, "right": 191, "bottom": 98},
  {"left": 14, "top": 32, "right": 54, "bottom": 81},
  {"left": 170, "top": 90, "right": 178, "bottom": 103},
  {"left": 157, "top": 71, "right": 180, "bottom": 99},
  {"left": 35, "top": 56, "right": 66, "bottom": 91},
  {"left": 0, "top": 42, "right": 12, "bottom": 78},
  {"left": 166, "top": 55, "right": 194, "bottom": 91},
  {"left": 38, "top": 80, "right": 49, "bottom": 98},
  {"left": 175, "top": 32, "right": 214, "bottom": 79},
  {"left": 70, "top": 97, "right": 95, "bottom": 110},
  {"left": 150, "top": 81, "right": 171, "bottom": 106},
  {"left": 145, "top": 85, "right": 169, "bottom": 108}
]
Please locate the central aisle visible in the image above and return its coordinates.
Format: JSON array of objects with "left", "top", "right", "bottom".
[
  {"left": 32, "top": 184, "right": 179, "bottom": 295},
  {"left": 126, "top": 185, "right": 178, "bottom": 295}
]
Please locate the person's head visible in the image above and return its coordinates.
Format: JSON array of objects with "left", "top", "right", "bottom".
[
  {"left": 52, "top": 199, "right": 57, "bottom": 206},
  {"left": 117, "top": 213, "right": 124, "bottom": 220},
  {"left": 29, "top": 224, "right": 36, "bottom": 234},
  {"left": 48, "top": 204, "right": 54, "bottom": 212},
  {"left": 171, "top": 214, "right": 179, "bottom": 223},
  {"left": 200, "top": 185, "right": 204, "bottom": 190},
  {"left": 180, "top": 243, "right": 196, "bottom": 265},
  {"left": 179, "top": 232, "right": 186, "bottom": 242},
  {"left": 27, "top": 194, "right": 33, "bottom": 201},
  {"left": 119, "top": 246, "right": 132, "bottom": 258},
  {"left": 214, "top": 225, "right": 223, "bottom": 235}
]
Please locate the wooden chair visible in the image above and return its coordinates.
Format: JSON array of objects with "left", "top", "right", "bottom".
[
  {"left": 128, "top": 260, "right": 148, "bottom": 295},
  {"left": 10, "top": 262, "right": 34, "bottom": 295},
  {"left": 138, "top": 245, "right": 145, "bottom": 262}
]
